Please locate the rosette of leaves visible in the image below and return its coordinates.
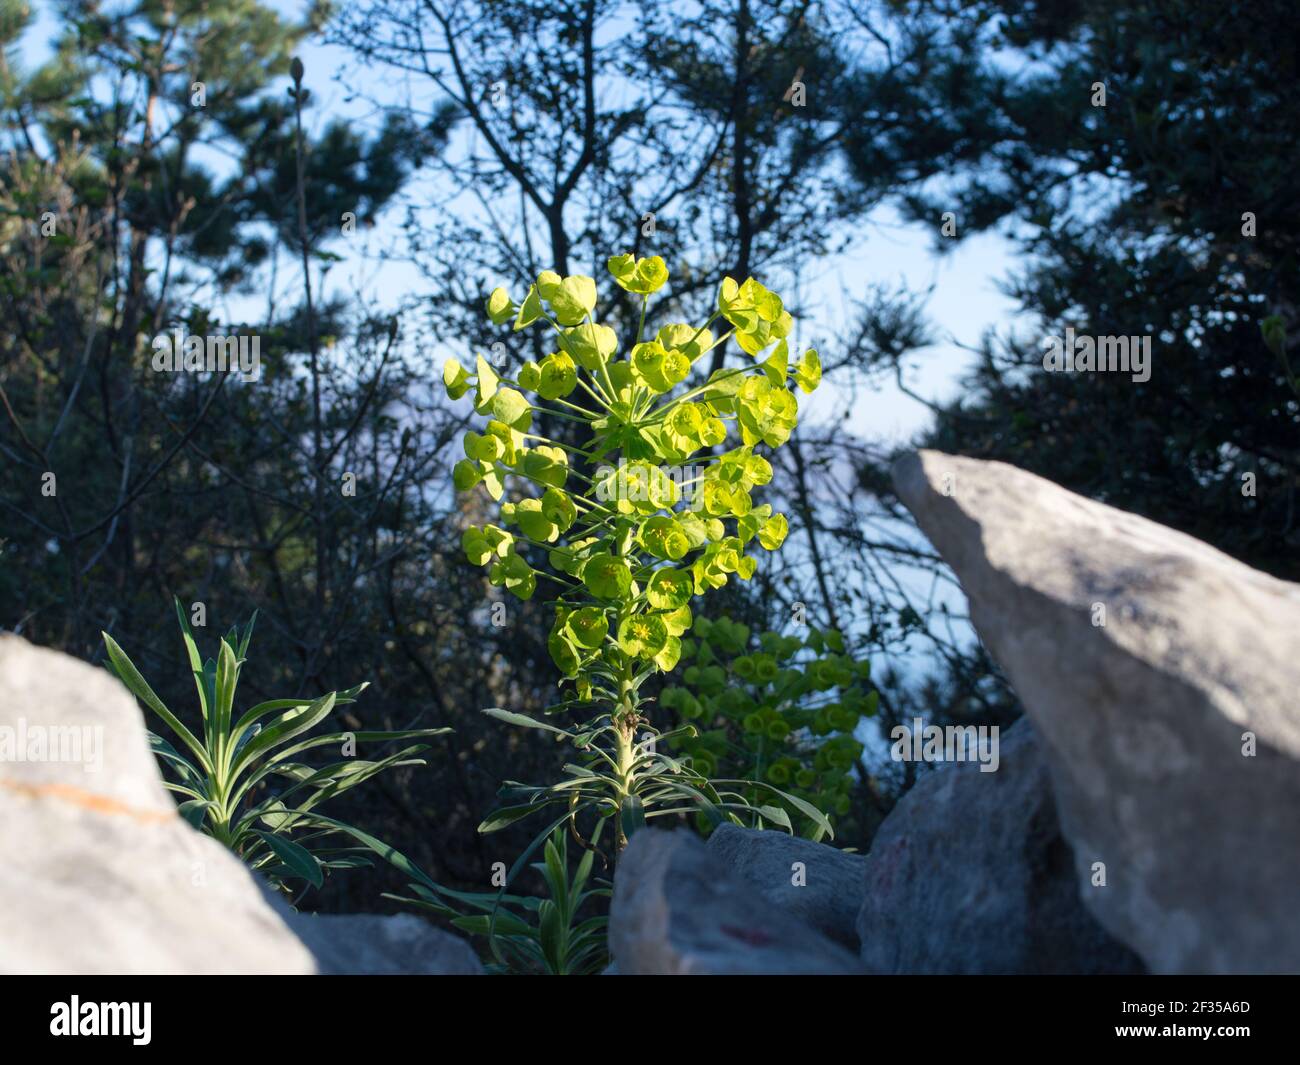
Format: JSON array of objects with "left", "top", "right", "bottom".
[
  {"left": 101, "top": 599, "right": 450, "bottom": 898},
  {"left": 659, "top": 618, "right": 877, "bottom": 836},
  {"left": 442, "top": 256, "right": 829, "bottom": 861},
  {"left": 385, "top": 827, "right": 611, "bottom": 975}
]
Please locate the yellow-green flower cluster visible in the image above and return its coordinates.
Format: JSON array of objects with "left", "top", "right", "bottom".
[{"left": 441, "top": 255, "right": 821, "bottom": 695}]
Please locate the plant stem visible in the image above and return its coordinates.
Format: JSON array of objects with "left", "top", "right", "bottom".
[
  {"left": 612, "top": 660, "right": 637, "bottom": 850},
  {"left": 635, "top": 293, "right": 648, "bottom": 346}
]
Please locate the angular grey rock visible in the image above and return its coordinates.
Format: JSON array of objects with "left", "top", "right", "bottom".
[
  {"left": 287, "top": 912, "right": 483, "bottom": 974},
  {"left": 706, "top": 823, "right": 865, "bottom": 948},
  {"left": 857, "top": 720, "right": 1143, "bottom": 974},
  {"left": 0, "top": 635, "right": 316, "bottom": 974},
  {"left": 610, "top": 827, "right": 867, "bottom": 974},
  {"left": 892, "top": 449, "right": 1300, "bottom": 974}
]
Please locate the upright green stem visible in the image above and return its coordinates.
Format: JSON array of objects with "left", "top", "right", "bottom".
[
  {"left": 635, "top": 293, "right": 648, "bottom": 346},
  {"left": 612, "top": 653, "right": 637, "bottom": 850}
]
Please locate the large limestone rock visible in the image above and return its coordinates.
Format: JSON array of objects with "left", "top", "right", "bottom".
[
  {"left": 0, "top": 635, "right": 316, "bottom": 974},
  {"left": 287, "top": 912, "right": 483, "bottom": 974},
  {"left": 609, "top": 828, "right": 866, "bottom": 974},
  {"left": 892, "top": 450, "right": 1300, "bottom": 974},
  {"left": 857, "top": 721, "right": 1143, "bottom": 973},
  {"left": 706, "top": 824, "right": 865, "bottom": 948}
]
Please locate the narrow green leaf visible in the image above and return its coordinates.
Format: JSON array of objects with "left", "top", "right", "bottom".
[
  {"left": 238, "top": 610, "right": 258, "bottom": 659},
  {"left": 478, "top": 802, "right": 549, "bottom": 834},
  {"left": 481, "top": 707, "right": 571, "bottom": 736},
  {"left": 620, "top": 793, "right": 646, "bottom": 838},
  {"left": 102, "top": 632, "right": 212, "bottom": 774},
  {"left": 178, "top": 798, "right": 217, "bottom": 830},
  {"left": 172, "top": 597, "right": 210, "bottom": 733},
  {"left": 228, "top": 692, "right": 335, "bottom": 781},
  {"left": 253, "top": 831, "right": 323, "bottom": 888}
]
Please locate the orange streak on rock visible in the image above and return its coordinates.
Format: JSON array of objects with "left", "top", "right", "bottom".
[{"left": 0, "top": 778, "right": 174, "bottom": 824}]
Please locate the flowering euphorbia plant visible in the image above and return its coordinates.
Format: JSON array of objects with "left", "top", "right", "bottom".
[{"left": 443, "top": 255, "right": 829, "bottom": 863}]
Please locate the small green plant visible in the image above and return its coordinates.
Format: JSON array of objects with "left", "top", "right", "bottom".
[
  {"left": 442, "top": 256, "right": 831, "bottom": 866},
  {"left": 102, "top": 599, "right": 450, "bottom": 898},
  {"left": 389, "top": 827, "right": 611, "bottom": 975},
  {"left": 660, "top": 617, "right": 876, "bottom": 836}
]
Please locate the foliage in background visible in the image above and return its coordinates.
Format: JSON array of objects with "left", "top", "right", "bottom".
[
  {"left": 660, "top": 617, "right": 876, "bottom": 837},
  {"left": 102, "top": 599, "right": 449, "bottom": 899},
  {"left": 851, "top": 0, "right": 1300, "bottom": 584},
  {"left": 0, "top": 0, "right": 500, "bottom": 907}
]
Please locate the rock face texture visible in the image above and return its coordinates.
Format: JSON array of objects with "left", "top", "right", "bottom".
[
  {"left": 857, "top": 721, "right": 1143, "bottom": 973},
  {"left": 0, "top": 635, "right": 315, "bottom": 974},
  {"left": 892, "top": 450, "right": 1300, "bottom": 974},
  {"left": 0, "top": 635, "right": 482, "bottom": 975},
  {"left": 610, "top": 828, "right": 866, "bottom": 974},
  {"left": 287, "top": 912, "right": 483, "bottom": 975},
  {"left": 706, "top": 824, "right": 866, "bottom": 948}
]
